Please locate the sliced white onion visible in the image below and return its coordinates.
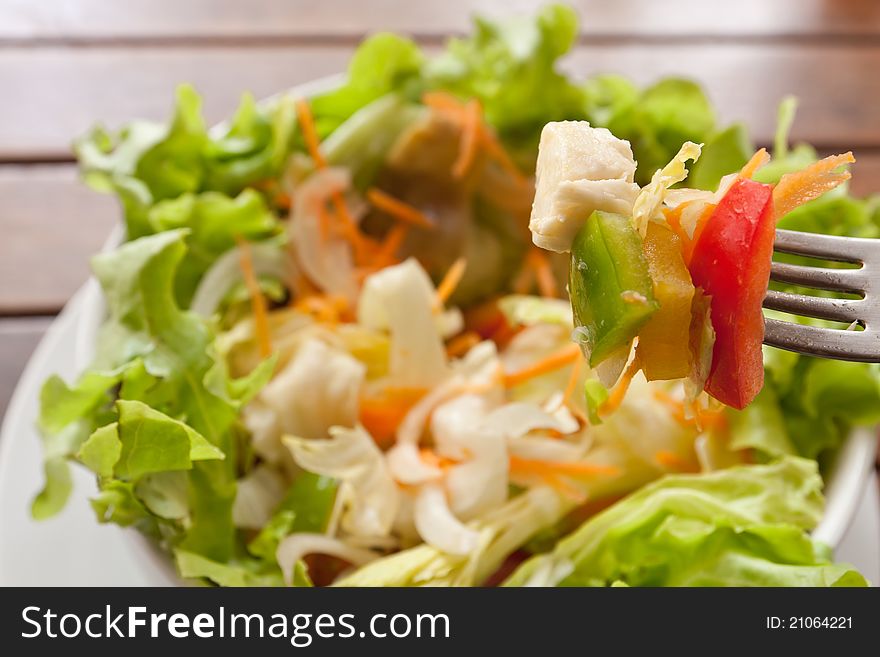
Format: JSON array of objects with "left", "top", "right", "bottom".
[
  {"left": 445, "top": 428, "right": 508, "bottom": 520},
  {"left": 430, "top": 393, "right": 493, "bottom": 460},
  {"left": 232, "top": 465, "right": 287, "bottom": 530},
  {"left": 436, "top": 307, "right": 464, "bottom": 339},
  {"left": 260, "top": 338, "right": 365, "bottom": 440},
  {"left": 284, "top": 425, "right": 399, "bottom": 537},
  {"left": 501, "top": 324, "right": 568, "bottom": 372},
  {"left": 395, "top": 374, "right": 468, "bottom": 445},
  {"left": 507, "top": 435, "right": 587, "bottom": 462},
  {"left": 481, "top": 402, "right": 564, "bottom": 438},
  {"left": 542, "top": 392, "right": 582, "bottom": 435},
  {"left": 290, "top": 167, "right": 359, "bottom": 301},
  {"left": 358, "top": 258, "right": 449, "bottom": 388},
  {"left": 453, "top": 340, "right": 504, "bottom": 394},
  {"left": 276, "top": 533, "right": 378, "bottom": 586},
  {"left": 413, "top": 483, "right": 480, "bottom": 556},
  {"left": 242, "top": 400, "right": 284, "bottom": 465},
  {"left": 386, "top": 442, "right": 443, "bottom": 485},
  {"left": 191, "top": 242, "right": 287, "bottom": 317}
]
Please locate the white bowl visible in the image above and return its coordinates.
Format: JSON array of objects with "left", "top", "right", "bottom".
[{"left": 72, "top": 76, "right": 878, "bottom": 585}]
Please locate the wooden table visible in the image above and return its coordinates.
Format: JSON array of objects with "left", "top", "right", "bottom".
[{"left": 2, "top": 0, "right": 880, "bottom": 420}]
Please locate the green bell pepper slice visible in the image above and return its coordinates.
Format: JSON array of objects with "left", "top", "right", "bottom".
[{"left": 569, "top": 210, "right": 659, "bottom": 366}]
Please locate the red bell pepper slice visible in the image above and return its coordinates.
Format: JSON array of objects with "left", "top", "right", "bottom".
[{"left": 688, "top": 177, "right": 775, "bottom": 409}]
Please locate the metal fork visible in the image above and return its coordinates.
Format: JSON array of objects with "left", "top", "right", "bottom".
[{"left": 762, "top": 229, "right": 880, "bottom": 362}]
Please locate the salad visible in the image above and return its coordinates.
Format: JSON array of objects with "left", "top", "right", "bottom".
[{"left": 32, "top": 5, "right": 878, "bottom": 587}]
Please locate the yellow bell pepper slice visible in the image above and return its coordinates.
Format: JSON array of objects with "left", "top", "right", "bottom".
[{"left": 639, "top": 221, "right": 695, "bottom": 381}]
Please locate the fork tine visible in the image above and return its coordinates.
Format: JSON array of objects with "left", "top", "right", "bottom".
[
  {"left": 764, "top": 318, "right": 880, "bottom": 362},
  {"left": 774, "top": 228, "right": 871, "bottom": 263},
  {"left": 763, "top": 289, "right": 863, "bottom": 323},
  {"left": 769, "top": 261, "right": 866, "bottom": 294}
]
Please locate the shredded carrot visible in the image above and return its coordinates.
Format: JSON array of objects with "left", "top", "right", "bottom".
[
  {"left": 598, "top": 353, "right": 642, "bottom": 417},
  {"left": 422, "top": 91, "right": 469, "bottom": 117},
  {"left": 655, "top": 450, "right": 700, "bottom": 473},
  {"left": 295, "top": 98, "right": 327, "bottom": 169},
  {"left": 773, "top": 152, "right": 855, "bottom": 221},
  {"left": 561, "top": 356, "right": 583, "bottom": 409},
  {"left": 539, "top": 473, "right": 588, "bottom": 503},
  {"left": 358, "top": 387, "right": 427, "bottom": 448},
  {"left": 503, "top": 343, "right": 582, "bottom": 388},
  {"left": 330, "top": 192, "right": 369, "bottom": 259},
  {"left": 739, "top": 148, "right": 770, "bottom": 179},
  {"left": 509, "top": 455, "right": 619, "bottom": 478},
  {"left": 371, "top": 223, "right": 410, "bottom": 269},
  {"left": 253, "top": 178, "right": 292, "bottom": 210},
  {"left": 479, "top": 128, "right": 529, "bottom": 187},
  {"left": 433, "top": 257, "right": 468, "bottom": 312},
  {"left": 296, "top": 97, "right": 369, "bottom": 261},
  {"left": 452, "top": 100, "right": 482, "bottom": 179},
  {"left": 419, "top": 448, "right": 458, "bottom": 471},
  {"left": 236, "top": 236, "right": 273, "bottom": 359},
  {"left": 423, "top": 91, "right": 529, "bottom": 188},
  {"left": 445, "top": 331, "right": 481, "bottom": 358},
  {"left": 367, "top": 187, "right": 436, "bottom": 230}
]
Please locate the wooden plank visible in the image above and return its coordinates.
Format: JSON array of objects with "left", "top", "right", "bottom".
[
  {"left": 0, "top": 165, "right": 115, "bottom": 314},
  {"left": 1, "top": 42, "right": 879, "bottom": 161},
  {"left": 0, "top": 317, "right": 50, "bottom": 419},
  {"left": 2, "top": 0, "right": 879, "bottom": 41}
]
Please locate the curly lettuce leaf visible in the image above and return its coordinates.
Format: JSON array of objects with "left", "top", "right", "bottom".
[
  {"left": 310, "top": 33, "right": 424, "bottom": 137},
  {"left": 77, "top": 400, "right": 224, "bottom": 480},
  {"left": 246, "top": 472, "right": 338, "bottom": 562},
  {"left": 174, "top": 549, "right": 297, "bottom": 587},
  {"left": 605, "top": 78, "right": 716, "bottom": 185},
  {"left": 727, "top": 386, "right": 797, "bottom": 460},
  {"left": 76, "top": 84, "right": 292, "bottom": 243},
  {"left": 425, "top": 4, "right": 584, "bottom": 157},
  {"left": 145, "top": 189, "right": 279, "bottom": 306},
  {"left": 35, "top": 230, "right": 273, "bottom": 565},
  {"left": 504, "top": 457, "right": 865, "bottom": 587},
  {"left": 688, "top": 123, "right": 753, "bottom": 190}
]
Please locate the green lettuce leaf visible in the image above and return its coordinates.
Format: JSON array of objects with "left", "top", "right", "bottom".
[
  {"left": 145, "top": 189, "right": 279, "bottom": 305},
  {"left": 310, "top": 33, "right": 424, "bottom": 137},
  {"left": 76, "top": 84, "right": 290, "bottom": 255},
  {"left": 174, "top": 550, "right": 292, "bottom": 587},
  {"left": 77, "top": 401, "right": 224, "bottom": 480},
  {"left": 247, "top": 472, "right": 338, "bottom": 562},
  {"left": 688, "top": 123, "right": 753, "bottom": 190},
  {"left": 605, "top": 78, "right": 716, "bottom": 184},
  {"left": 425, "top": 4, "right": 585, "bottom": 159},
  {"left": 90, "top": 480, "right": 158, "bottom": 531},
  {"left": 582, "top": 74, "right": 638, "bottom": 127},
  {"left": 727, "top": 386, "right": 796, "bottom": 460},
  {"left": 203, "top": 93, "right": 297, "bottom": 193},
  {"left": 504, "top": 458, "right": 866, "bottom": 587},
  {"left": 36, "top": 230, "right": 274, "bottom": 566}
]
